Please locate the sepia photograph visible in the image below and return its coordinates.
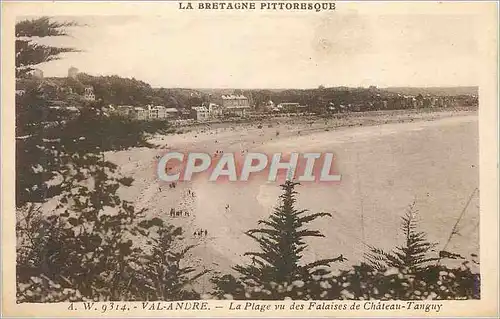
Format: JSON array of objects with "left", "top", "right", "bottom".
[{"left": 1, "top": 1, "right": 498, "bottom": 317}]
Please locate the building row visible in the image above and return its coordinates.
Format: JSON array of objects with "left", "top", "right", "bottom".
[
  {"left": 111, "top": 94, "right": 253, "bottom": 122},
  {"left": 111, "top": 105, "right": 181, "bottom": 120},
  {"left": 190, "top": 95, "right": 252, "bottom": 121}
]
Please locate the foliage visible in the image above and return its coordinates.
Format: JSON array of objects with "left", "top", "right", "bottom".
[
  {"left": 364, "top": 203, "right": 439, "bottom": 273},
  {"left": 16, "top": 204, "right": 207, "bottom": 301},
  {"left": 134, "top": 224, "right": 210, "bottom": 301},
  {"left": 25, "top": 74, "right": 212, "bottom": 109},
  {"left": 16, "top": 17, "right": 205, "bottom": 302},
  {"left": 75, "top": 73, "right": 154, "bottom": 106},
  {"left": 15, "top": 103, "right": 158, "bottom": 207},
  {"left": 212, "top": 181, "right": 344, "bottom": 299},
  {"left": 17, "top": 275, "right": 85, "bottom": 303},
  {"left": 15, "top": 17, "right": 78, "bottom": 37},
  {"left": 211, "top": 263, "right": 479, "bottom": 301},
  {"left": 331, "top": 264, "right": 480, "bottom": 300},
  {"left": 211, "top": 199, "right": 479, "bottom": 301},
  {"left": 15, "top": 17, "right": 80, "bottom": 78},
  {"left": 16, "top": 123, "right": 206, "bottom": 301}
]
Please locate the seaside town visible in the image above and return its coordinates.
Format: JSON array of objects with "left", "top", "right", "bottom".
[
  {"left": 13, "top": 14, "right": 484, "bottom": 307},
  {"left": 16, "top": 66, "right": 478, "bottom": 126}
]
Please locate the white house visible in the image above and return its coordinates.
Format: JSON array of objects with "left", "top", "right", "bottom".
[
  {"left": 191, "top": 106, "right": 209, "bottom": 121},
  {"left": 147, "top": 105, "right": 167, "bottom": 119},
  {"left": 220, "top": 94, "right": 251, "bottom": 117},
  {"left": 225, "top": 105, "right": 250, "bottom": 117},
  {"left": 84, "top": 86, "right": 96, "bottom": 101},
  {"left": 221, "top": 94, "right": 250, "bottom": 108},
  {"left": 207, "top": 103, "right": 223, "bottom": 118}
]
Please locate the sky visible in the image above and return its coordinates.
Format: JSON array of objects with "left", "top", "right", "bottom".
[{"left": 22, "top": 12, "right": 480, "bottom": 89}]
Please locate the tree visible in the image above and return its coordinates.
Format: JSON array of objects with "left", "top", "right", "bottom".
[
  {"left": 15, "top": 17, "right": 80, "bottom": 78},
  {"left": 15, "top": 17, "right": 81, "bottom": 205},
  {"left": 15, "top": 30, "right": 91, "bottom": 204},
  {"left": 364, "top": 203, "right": 439, "bottom": 273},
  {"left": 15, "top": 17, "right": 204, "bottom": 302},
  {"left": 135, "top": 224, "right": 210, "bottom": 301},
  {"left": 213, "top": 181, "right": 344, "bottom": 299},
  {"left": 326, "top": 203, "right": 480, "bottom": 301}
]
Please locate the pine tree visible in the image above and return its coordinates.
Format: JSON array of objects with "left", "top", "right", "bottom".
[
  {"left": 216, "top": 181, "right": 344, "bottom": 299},
  {"left": 364, "top": 202, "right": 438, "bottom": 273},
  {"left": 15, "top": 17, "right": 202, "bottom": 302},
  {"left": 136, "top": 224, "right": 211, "bottom": 301},
  {"left": 15, "top": 17, "right": 80, "bottom": 78}
]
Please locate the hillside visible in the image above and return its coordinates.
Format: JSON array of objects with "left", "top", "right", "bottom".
[{"left": 382, "top": 86, "right": 478, "bottom": 96}]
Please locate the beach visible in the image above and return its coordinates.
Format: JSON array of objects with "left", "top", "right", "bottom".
[{"left": 101, "top": 108, "right": 479, "bottom": 290}]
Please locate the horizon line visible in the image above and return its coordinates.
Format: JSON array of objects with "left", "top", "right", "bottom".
[{"left": 36, "top": 76, "right": 479, "bottom": 91}]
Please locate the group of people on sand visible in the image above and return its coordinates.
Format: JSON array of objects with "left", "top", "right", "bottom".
[
  {"left": 214, "top": 149, "right": 224, "bottom": 157},
  {"left": 158, "top": 182, "right": 177, "bottom": 192},
  {"left": 170, "top": 208, "right": 190, "bottom": 217},
  {"left": 214, "top": 149, "right": 252, "bottom": 157},
  {"left": 193, "top": 229, "right": 208, "bottom": 237}
]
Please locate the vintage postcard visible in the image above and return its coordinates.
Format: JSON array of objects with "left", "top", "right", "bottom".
[{"left": 1, "top": 1, "right": 498, "bottom": 317}]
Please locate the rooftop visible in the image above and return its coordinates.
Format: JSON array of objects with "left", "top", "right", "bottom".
[
  {"left": 192, "top": 106, "right": 208, "bottom": 112},
  {"left": 165, "top": 108, "right": 179, "bottom": 112},
  {"left": 221, "top": 94, "right": 248, "bottom": 100}
]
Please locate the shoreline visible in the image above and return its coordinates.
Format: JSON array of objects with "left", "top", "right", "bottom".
[{"left": 147, "top": 107, "right": 478, "bottom": 149}]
